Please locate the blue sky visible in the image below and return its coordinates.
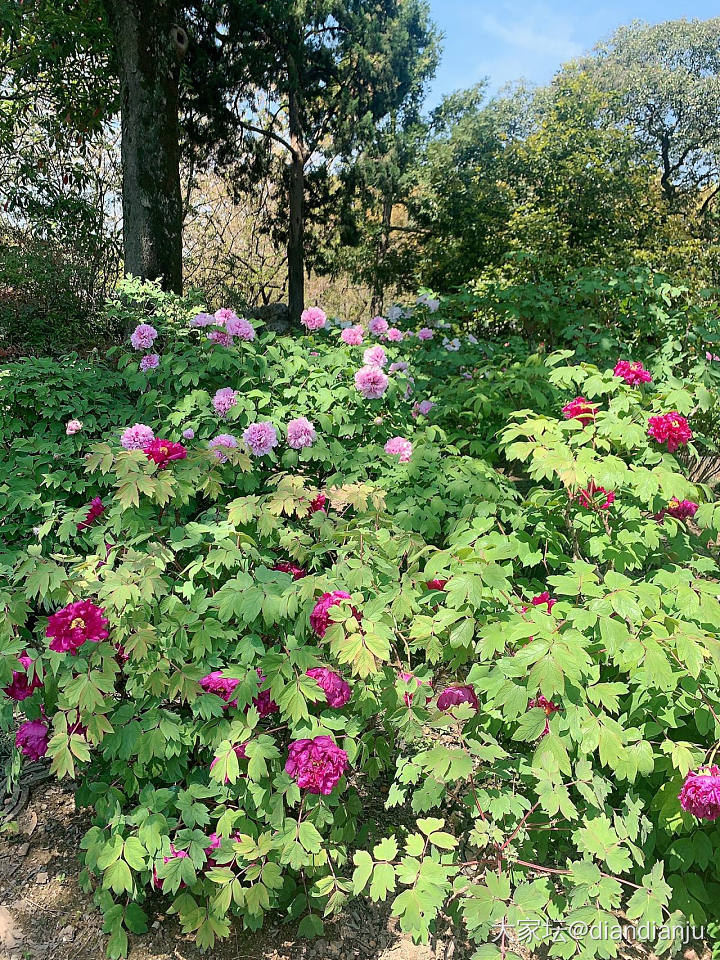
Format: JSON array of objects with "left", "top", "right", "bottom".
[{"left": 427, "top": 0, "right": 719, "bottom": 104}]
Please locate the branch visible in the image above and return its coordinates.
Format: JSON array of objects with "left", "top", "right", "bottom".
[{"left": 238, "top": 119, "right": 292, "bottom": 153}]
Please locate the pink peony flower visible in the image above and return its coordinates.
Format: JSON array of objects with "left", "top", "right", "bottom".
[
  {"left": 355, "top": 365, "right": 389, "bottom": 399},
  {"left": 199, "top": 671, "right": 239, "bottom": 708},
  {"left": 225, "top": 316, "right": 255, "bottom": 341},
  {"left": 207, "top": 329, "right": 234, "bottom": 347},
  {"left": 77, "top": 497, "right": 105, "bottom": 532},
  {"left": 214, "top": 307, "right": 238, "bottom": 324},
  {"left": 243, "top": 422, "right": 278, "bottom": 457},
  {"left": 253, "top": 669, "right": 279, "bottom": 717},
  {"left": 679, "top": 765, "right": 720, "bottom": 820},
  {"left": 398, "top": 671, "right": 432, "bottom": 707},
  {"left": 528, "top": 695, "right": 560, "bottom": 737},
  {"left": 130, "top": 324, "right": 158, "bottom": 350},
  {"left": 613, "top": 360, "right": 652, "bottom": 385},
  {"left": 706, "top": 351, "right": 720, "bottom": 362},
  {"left": 209, "top": 434, "right": 238, "bottom": 462},
  {"left": 143, "top": 439, "right": 187, "bottom": 468},
  {"left": 46, "top": 600, "right": 109, "bottom": 654},
  {"left": 190, "top": 312, "right": 217, "bottom": 328},
  {"left": 286, "top": 416, "right": 317, "bottom": 450},
  {"left": 389, "top": 361, "right": 409, "bottom": 374},
  {"left": 562, "top": 397, "right": 597, "bottom": 426},
  {"left": 15, "top": 718, "right": 49, "bottom": 760},
  {"left": 368, "top": 316, "right": 388, "bottom": 336},
  {"left": 363, "top": 345, "right": 387, "bottom": 368},
  {"left": 301, "top": 306, "right": 327, "bottom": 331},
  {"left": 574, "top": 481, "right": 615, "bottom": 511},
  {"left": 384, "top": 436, "right": 413, "bottom": 462},
  {"left": 648, "top": 412, "right": 693, "bottom": 452},
  {"left": 417, "top": 328, "right": 434, "bottom": 341},
  {"left": 386, "top": 328, "right": 403, "bottom": 342},
  {"left": 285, "top": 736, "right": 348, "bottom": 795},
  {"left": 412, "top": 400, "right": 434, "bottom": 418},
  {"left": 341, "top": 325, "right": 364, "bottom": 345},
  {"left": 65, "top": 419, "right": 83, "bottom": 435},
  {"left": 310, "top": 591, "right": 359, "bottom": 638},
  {"left": 182, "top": 427, "right": 195, "bottom": 440},
  {"left": 655, "top": 497, "right": 699, "bottom": 522},
  {"left": 212, "top": 387, "right": 238, "bottom": 418},
  {"left": 274, "top": 561, "right": 307, "bottom": 580},
  {"left": 437, "top": 685, "right": 478, "bottom": 714},
  {"left": 306, "top": 667, "right": 351, "bottom": 708},
  {"left": 121, "top": 423, "right": 155, "bottom": 450},
  {"left": 3, "top": 652, "right": 43, "bottom": 701},
  {"left": 140, "top": 353, "right": 160, "bottom": 372}
]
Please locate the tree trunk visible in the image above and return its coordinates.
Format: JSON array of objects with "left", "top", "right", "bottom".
[
  {"left": 287, "top": 59, "right": 305, "bottom": 325},
  {"left": 371, "top": 195, "right": 393, "bottom": 315},
  {"left": 105, "top": 0, "right": 186, "bottom": 294}
]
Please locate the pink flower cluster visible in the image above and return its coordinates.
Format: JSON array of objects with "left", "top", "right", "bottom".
[
  {"left": 213, "top": 387, "right": 238, "bottom": 418},
  {"left": 647, "top": 412, "right": 693, "bottom": 452},
  {"left": 341, "top": 325, "right": 364, "bottom": 345},
  {"left": 3, "top": 652, "right": 43, "bottom": 701},
  {"left": 562, "top": 397, "right": 597, "bottom": 425},
  {"left": 121, "top": 423, "right": 154, "bottom": 450},
  {"left": 285, "top": 735, "right": 348, "bottom": 795},
  {"left": 130, "top": 324, "right": 157, "bottom": 350},
  {"left": 307, "top": 667, "right": 351, "bottom": 708},
  {"left": 386, "top": 328, "right": 403, "bottom": 342},
  {"left": 368, "top": 316, "right": 388, "bottom": 336},
  {"left": 286, "top": 416, "right": 316, "bottom": 450},
  {"left": 437, "top": 685, "right": 478, "bottom": 714},
  {"left": 253, "top": 670, "right": 279, "bottom": 717},
  {"left": 243, "top": 422, "right": 278, "bottom": 457},
  {"left": 363, "top": 345, "right": 387, "bottom": 368},
  {"left": 301, "top": 307, "right": 327, "bottom": 331},
  {"left": 355, "top": 365, "right": 389, "bottom": 398},
  {"left": 46, "top": 600, "right": 109, "bottom": 654},
  {"left": 679, "top": 765, "right": 720, "bottom": 820},
  {"left": 310, "top": 591, "right": 359, "bottom": 638},
  {"left": 209, "top": 434, "right": 238, "bottom": 462},
  {"left": 384, "top": 436, "right": 412, "bottom": 462},
  {"left": 77, "top": 497, "right": 105, "bottom": 531},
  {"left": 613, "top": 360, "right": 652, "bottom": 385}
]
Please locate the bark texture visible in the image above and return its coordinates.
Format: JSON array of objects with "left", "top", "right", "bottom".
[{"left": 106, "top": 0, "right": 186, "bottom": 293}]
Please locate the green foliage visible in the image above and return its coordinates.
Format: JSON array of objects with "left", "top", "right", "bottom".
[{"left": 2, "top": 287, "right": 720, "bottom": 957}]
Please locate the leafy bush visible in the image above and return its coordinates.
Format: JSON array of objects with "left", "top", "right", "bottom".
[{"left": 2, "top": 296, "right": 720, "bottom": 958}]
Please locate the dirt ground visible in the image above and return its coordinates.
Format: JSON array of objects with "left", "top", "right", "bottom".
[{"left": 0, "top": 781, "right": 439, "bottom": 960}]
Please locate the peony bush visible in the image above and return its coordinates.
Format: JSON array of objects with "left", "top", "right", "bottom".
[{"left": 2, "top": 287, "right": 720, "bottom": 957}]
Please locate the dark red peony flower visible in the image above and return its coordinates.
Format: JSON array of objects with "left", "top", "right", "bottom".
[
  {"left": 309, "top": 493, "right": 327, "bottom": 513},
  {"left": 655, "top": 497, "right": 699, "bottom": 522},
  {"left": 574, "top": 481, "right": 615, "bottom": 511},
  {"left": 285, "top": 735, "right": 348, "bottom": 795},
  {"left": 143, "top": 438, "right": 187, "bottom": 468},
  {"left": 3, "top": 652, "right": 43, "bottom": 701},
  {"left": 46, "top": 600, "right": 109, "bottom": 654},
  {"left": 426, "top": 579, "right": 448, "bottom": 591},
  {"left": 252, "top": 669, "right": 279, "bottom": 717},
  {"left": 528, "top": 695, "right": 560, "bottom": 737},
  {"left": 77, "top": 497, "right": 105, "bottom": 531},
  {"left": 15, "top": 718, "right": 50, "bottom": 760},
  {"left": 274, "top": 561, "right": 307, "bottom": 580}
]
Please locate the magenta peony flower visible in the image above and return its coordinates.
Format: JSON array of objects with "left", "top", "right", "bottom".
[
  {"left": 225, "top": 315, "right": 255, "bottom": 340},
  {"left": 613, "top": 360, "right": 652, "bottom": 385},
  {"left": 437, "top": 685, "right": 478, "bottom": 714},
  {"left": 144, "top": 438, "right": 187, "bottom": 468},
  {"left": 199, "top": 671, "right": 239, "bottom": 707},
  {"left": 243, "top": 422, "right": 278, "bottom": 457},
  {"left": 286, "top": 416, "right": 317, "bottom": 450},
  {"left": 46, "top": 600, "right": 109, "bottom": 654},
  {"left": 130, "top": 324, "right": 158, "bottom": 350},
  {"left": 412, "top": 400, "right": 434, "bottom": 418},
  {"left": 528, "top": 695, "right": 560, "bottom": 737},
  {"left": 207, "top": 329, "right": 234, "bottom": 347},
  {"left": 209, "top": 434, "right": 238, "bottom": 462},
  {"left": 341, "top": 325, "right": 364, "bottom": 345},
  {"left": 190, "top": 312, "right": 218, "bottom": 328},
  {"left": 77, "top": 497, "right": 105, "bottom": 531},
  {"left": 363, "top": 345, "right": 387, "bottom": 368},
  {"left": 575, "top": 481, "right": 615, "bottom": 511},
  {"left": 310, "top": 492, "right": 327, "bottom": 513},
  {"left": 368, "top": 316, "right": 388, "bottom": 336},
  {"left": 153, "top": 845, "right": 189, "bottom": 889},
  {"left": 426, "top": 579, "right": 447, "bottom": 591},
  {"left": 386, "top": 328, "right": 403, "bottom": 342},
  {"left": 562, "top": 396, "right": 597, "bottom": 425},
  {"left": 398, "top": 671, "right": 432, "bottom": 707},
  {"left": 384, "top": 436, "right": 413, "bottom": 462},
  {"left": 140, "top": 353, "right": 160, "bottom": 372},
  {"left": 120, "top": 423, "right": 155, "bottom": 450},
  {"left": 182, "top": 427, "right": 195, "bottom": 440},
  {"left": 657, "top": 497, "right": 699, "bottom": 521},
  {"left": 15, "top": 718, "right": 50, "bottom": 760},
  {"left": 389, "top": 361, "right": 409, "bottom": 374},
  {"left": 355, "top": 365, "right": 389, "bottom": 399},
  {"left": 65, "top": 419, "right": 83, "bottom": 435},
  {"left": 252, "top": 669, "right": 279, "bottom": 717},
  {"left": 285, "top": 735, "right": 348, "bottom": 795},
  {"left": 307, "top": 667, "right": 351, "bottom": 708},
  {"left": 301, "top": 306, "right": 327, "bottom": 331},
  {"left": 3, "top": 652, "right": 43, "bottom": 701},
  {"left": 310, "top": 591, "right": 359, "bottom": 638},
  {"left": 524, "top": 591, "right": 556, "bottom": 613},
  {"left": 417, "top": 328, "right": 434, "bottom": 341},
  {"left": 274, "top": 561, "right": 307, "bottom": 580},
  {"left": 647, "top": 412, "right": 693, "bottom": 453},
  {"left": 212, "top": 387, "right": 238, "bottom": 418},
  {"left": 679, "top": 765, "right": 720, "bottom": 820}
]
